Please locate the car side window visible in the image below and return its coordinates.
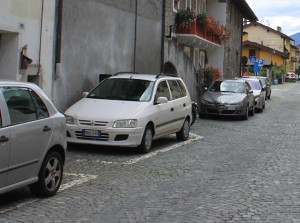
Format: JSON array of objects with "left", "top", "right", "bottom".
[
  {"left": 168, "top": 80, "right": 182, "bottom": 100},
  {"left": 29, "top": 89, "right": 49, "bottom": 119},
  {"left": 155, "top": 81, "right": 171, "bottom": 101},
  {"left": 2, "top": 87, "right": 38, "bottom": 125},
  {"left": 177, "top": 80, "right": 187, "bottom": 96}
]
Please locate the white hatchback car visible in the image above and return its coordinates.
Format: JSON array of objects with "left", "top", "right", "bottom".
[
  {"left": 0, "top": 80, "right": 66, "bottom": 197},
  {"left": 65, "top": 73, "right": 192, "bottom": 153}
]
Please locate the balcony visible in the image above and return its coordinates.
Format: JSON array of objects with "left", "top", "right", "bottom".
[
  {"left": 176, "top": 20, "right": 222, "bottom": 50},
  {"left": 291, "top": 57, "right": 297, "bottom": 62}
]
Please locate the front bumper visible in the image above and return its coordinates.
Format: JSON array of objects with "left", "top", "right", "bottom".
[
  {"left": 199, "top": 103, "right": 245, "bottom": 116},
  {"left": 66, "top": 124, "right": 144, "bottom": 147}
]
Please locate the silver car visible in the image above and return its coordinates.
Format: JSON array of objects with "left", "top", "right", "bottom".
[
  {"left": 239, "top": 77, "right": 266, "bottom": 112},
  {"left": 199, "top": 79, "right": 255, "bottom": 120},
  {"left": 0, "top": 81, "right": 66, "bottom": 197}
]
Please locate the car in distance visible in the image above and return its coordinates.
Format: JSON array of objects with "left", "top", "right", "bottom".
[
  {"left": 238, "top": 77, "right": 266, "bottom": 112},
  {"left": 199, "top": 79, "right": 255, "bottom": 120},
  {"left": 286, "top": 72, "right": 296, "bottom": 82},
  {"left": 0, "top": 80, "right": 66, "bottom": 197},
  {"left": 255, "top": 76, "right": 271, "bottom": 100},
  {"left": 64, "top": 72, "right": 192, "bottom": 153}
]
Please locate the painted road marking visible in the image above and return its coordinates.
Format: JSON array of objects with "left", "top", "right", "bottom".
[{"left": 75, "top": 133, "right": 204, "bottom": 166}]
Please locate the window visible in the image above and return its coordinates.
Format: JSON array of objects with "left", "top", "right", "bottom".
[
  {"left": 155, "top": 81, "right": 171, "bottom": 101},
  {"left": 173, "top": 0, "right": 180, "bottom": 11},
  {"left": 1, "top": 87, "right": 49, "bottom": 125},
  {"left": 168, "top": 80, "right": 182, "bottom": 99},
  {"left": 196, "top": 0, "right": 206, "bottom": 14},
  {"left": 2, "top": 87, "right": 37, "bottom": 125},
  {"left": 249, "top": 49, "right": 256, "bottom": 57}
]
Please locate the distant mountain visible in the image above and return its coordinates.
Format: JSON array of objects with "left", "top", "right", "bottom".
[{"left": 290, "top": 32, "right": 300, "bottom": 46}]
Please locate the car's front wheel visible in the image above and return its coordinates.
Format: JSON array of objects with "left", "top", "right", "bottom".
[
  {"left": 30, "top": 151, "right": 63, "bottom": 197},
  {"left": 139, "top": 125, "right": 153, "bottom": 153},
  {"left": 176, "top": 119, "right": 190, "bottom": 141}
]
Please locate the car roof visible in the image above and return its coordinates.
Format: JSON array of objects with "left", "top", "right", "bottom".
[
  {"left": 215, "top": 78, "right": 247, "bottom": 83},
  {"left": 0, "top": 79, "right": 39, "bottom": 88},
  {"left": 109, "top": 72, "right": 182, "bottom": 81}
]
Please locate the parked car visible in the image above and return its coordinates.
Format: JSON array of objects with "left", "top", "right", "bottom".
[
  {"left": 199, "top": 79, "right": 255, "bottom": 120},
  {"left": 191, "top": 101, "right": 198, "bottom": 126},
  {"left": 238, "top": 77, "right": 266, "bottom": 112},
  {"left": 286, "top": 72, "right": 296, "bottom": 82},
  {"left": 0, "top": 80, "right": 66, "bottom": 197},
  {"left": 255, "top": 76, "right": 271, "bottom": 100},
  {"left": 64, "top": 73, "right": 192, "bottom": 153}
]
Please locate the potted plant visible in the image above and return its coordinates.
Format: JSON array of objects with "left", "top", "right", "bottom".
[
  {"left": 175, "top": 8, "right": 195, "bottom": 27},
  {"left": 196, "top": 12, "right": 208, "bottom": 26},
  {"left": 204, "top": 66, "right": 223, "bottom": 87}
]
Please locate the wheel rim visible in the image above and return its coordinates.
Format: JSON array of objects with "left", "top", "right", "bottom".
[
  {"left": 144, "top": 128, "right": 153, "bottom": 151},
  {"left": 183, "top": 120, "right": 189, "bottom": 138},
  {"left": 44, "top": 157, "right": 62, "bottom": 192}
]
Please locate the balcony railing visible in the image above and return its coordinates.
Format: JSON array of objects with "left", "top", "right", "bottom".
[{"left": 176, "top": 20, "right": 221, "bottom": 46}]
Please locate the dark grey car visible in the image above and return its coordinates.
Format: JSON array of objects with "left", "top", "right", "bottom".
[{"left": 199, "top": 79, "right": 255, "bottom": 120}]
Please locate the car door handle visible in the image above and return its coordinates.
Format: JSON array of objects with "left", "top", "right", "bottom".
[
  {"left": 43, "top": 126, "right": 51, "bottom": 132},
  {"left": 171, "top": 107, "right": 174, "bottom": 112},
  {"left": 183, "top": 103, "right": 186, "bottom": 107},
  {"left": 0, "top": 135, "right": 9, "bottom": 143}
]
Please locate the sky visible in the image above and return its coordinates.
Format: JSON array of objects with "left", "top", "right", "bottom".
[{"left": 246, "top": 0, "right": 300, "bottom": 36}]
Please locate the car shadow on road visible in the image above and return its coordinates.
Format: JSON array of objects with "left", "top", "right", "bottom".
[{"left": 67, "top": 134, "right": 179, "bottom": 157}]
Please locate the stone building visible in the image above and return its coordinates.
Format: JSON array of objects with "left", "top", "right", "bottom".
[{"left": 163, "top": 0, "right": 257, "bottom": 103}]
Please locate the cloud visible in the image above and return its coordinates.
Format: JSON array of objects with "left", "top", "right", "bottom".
[{"left": 246, "top": 0, "right": 300, "bottom": 35}]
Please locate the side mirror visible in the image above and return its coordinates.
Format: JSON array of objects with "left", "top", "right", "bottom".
[
  {"left": 156, "top": 97, "right": 168, "bottom": 104},
  {"left": 82, "top": 92, "right": 89, "bottom": 98}
]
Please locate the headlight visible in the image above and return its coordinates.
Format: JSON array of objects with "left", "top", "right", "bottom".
[
  {"left": 65, "top": 115, "right": 75, "bottom": 125},
  {"left": 113, "top": 119, "right": 138, "bottom": 128}
]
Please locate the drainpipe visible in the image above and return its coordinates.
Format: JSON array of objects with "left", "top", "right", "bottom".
[
  {"left": 133, "top": 0, "right": 137, "bottom": 72},
  {"left": 160, "top": 0, "right": 166, "bottom": 73},
  {"left": 54, "top": 0, "right": 63, "bottom": 80},
  {"left": 36, "top": 0, "right": 44, "bottom": 77}
]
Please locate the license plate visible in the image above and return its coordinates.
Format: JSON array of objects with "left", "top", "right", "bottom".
[
  {"left": 225, "top": 105, "right": 236, "bottom": 110},
  {"left": 82, "top": 129, "right": 101, "bottom": 137}
]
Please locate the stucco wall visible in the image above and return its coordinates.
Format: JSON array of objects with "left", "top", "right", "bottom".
[{"left": 53, "top": 0, "right": 163, "bottom": 112}]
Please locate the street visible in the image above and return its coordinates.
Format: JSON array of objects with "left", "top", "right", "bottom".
[{"left": 1, "top": 82, "right": 300, "bottom": 223}]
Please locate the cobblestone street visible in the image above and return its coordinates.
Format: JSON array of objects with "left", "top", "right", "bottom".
[{"left": 1, "top": 82, "right": 300, "bottom": 223}]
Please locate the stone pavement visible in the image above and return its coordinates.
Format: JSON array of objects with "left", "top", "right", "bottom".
[{"left": 1, "top": 82, "right": 300, "bottom": 222}]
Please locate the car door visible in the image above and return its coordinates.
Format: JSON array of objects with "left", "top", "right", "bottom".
[
  {"left": 153, "top": 80, "right": 176, "bottom": 137},
  {"left": 1, "top": 87, "right": 53, "bottom": 186},
  {"left": 0, "top": 97, "right": 10, "bottom": 189},
  {"left": 167, "top": 79, "right": 190, "bottom": 130}
]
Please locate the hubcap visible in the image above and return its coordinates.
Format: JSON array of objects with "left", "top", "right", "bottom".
[{"left": 45, "top": 157, "right": 61, "bottom": 191}]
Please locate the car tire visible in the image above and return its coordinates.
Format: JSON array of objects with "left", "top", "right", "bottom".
[
  {"left": 267, "top": 92, "right": 271, "bottom": 99},
  {"left": 199, "top": 113, "right": 206, "bottom": 119},
  {"left": 249, "top": 105, "right": 255, "bottom": 116},
  {"left": 191, "top": 110, "right": 196, "bottom": 126},
  {"left": 242, "top": 106, "right": 249, "bottom": 120},
  {"left": 30, "top": 151, "right": 63, "bottom": 197},
  {"left": 139, "top": 125, "right": 153, "bottom": 153},
  {"left": 176, "top": 118, "right": 190, "bottom": 141}
]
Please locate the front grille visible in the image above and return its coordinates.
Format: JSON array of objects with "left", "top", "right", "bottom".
[
  {"left": 79, "top": 120, "right": 108, "bottom": 126},
  {"left": 75, "top": 131, "right": 109, "bottom": 141}
]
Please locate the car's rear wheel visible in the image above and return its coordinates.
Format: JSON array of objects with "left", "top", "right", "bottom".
[
  {"left": 139, "top": 125, "right": 153, "bottom": 153},
  {"left": 30, "top": 151, "right": 63, "bottom": 197},
  {"left": 176, "top": 119, "right": 190, "bottom": 141}
]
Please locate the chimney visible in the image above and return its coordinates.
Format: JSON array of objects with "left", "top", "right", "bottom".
[{"left": 277, "top": 26, "right": 282, "bottom": 32}]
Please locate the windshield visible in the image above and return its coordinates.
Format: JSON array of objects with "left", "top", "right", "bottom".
[
  {"left": 245, "top": 79, "right": 261, "bottom": 90},
  {"left": 87, "top": 78, "right": 154, "bottom": 101},
  {"left": 209, "top": 81, "right": 245, "bottom": 93}
]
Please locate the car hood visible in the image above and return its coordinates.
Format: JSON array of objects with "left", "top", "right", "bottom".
[
  {"left": 65, "top": 98, "right": 148, "bottom": 121},
  {"left": 202, "top": 91, "right": 246, "bottom": 104}
]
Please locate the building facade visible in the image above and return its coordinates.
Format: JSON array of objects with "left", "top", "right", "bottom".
[
  {"left": 243, "top": 22, "right": 297, "bottom": 80},
  {"left": 0, "top": 0, "right": 56, "bottom": 97}
]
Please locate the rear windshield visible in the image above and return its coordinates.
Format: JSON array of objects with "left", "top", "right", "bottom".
[
  {"left": 245, "top": 79, "right": 261, "bottom": 90},
  {"left": 87, "top": 78, "right": 154, "bottom": 102}
]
